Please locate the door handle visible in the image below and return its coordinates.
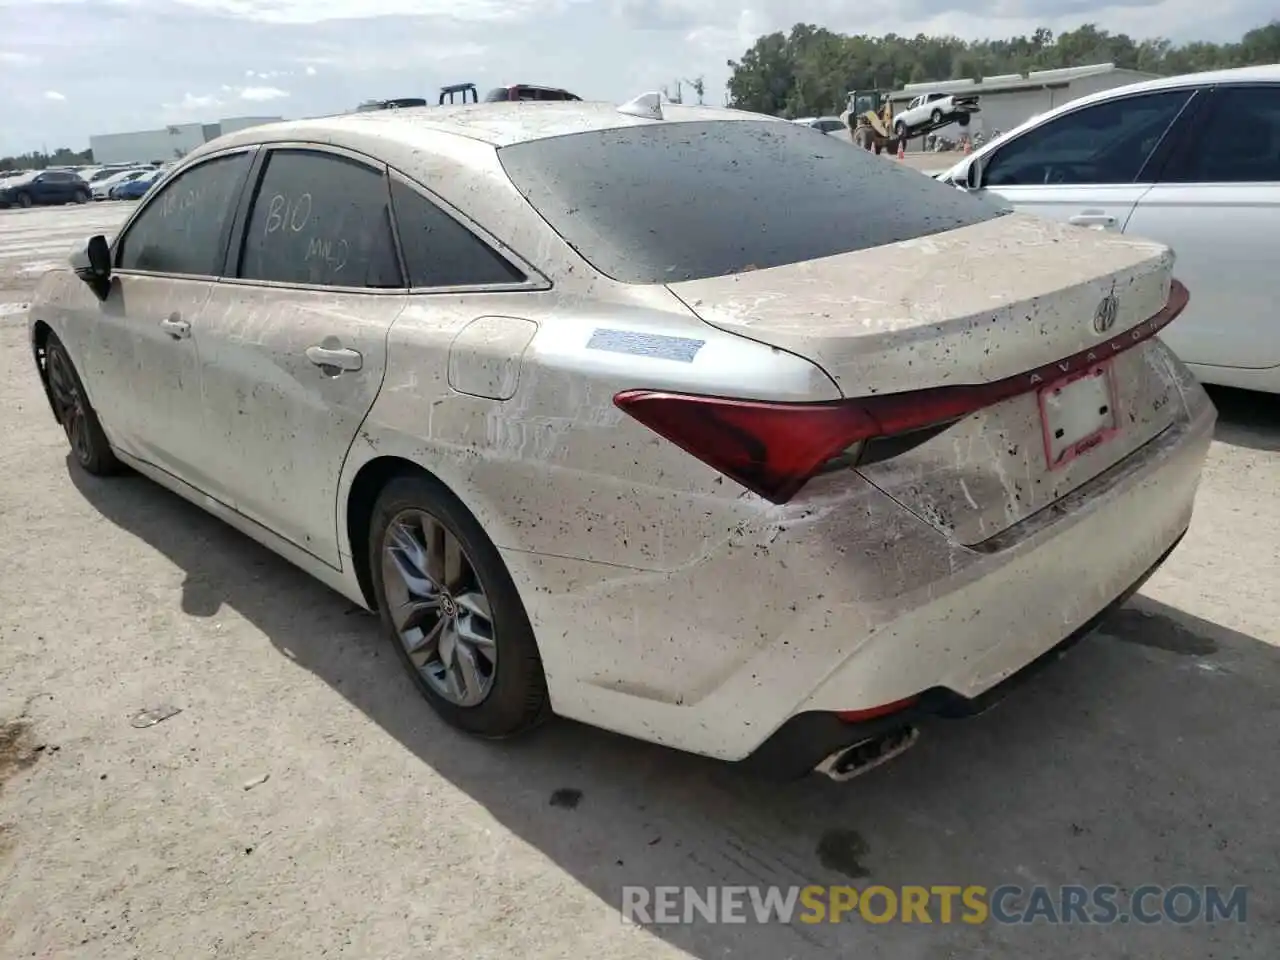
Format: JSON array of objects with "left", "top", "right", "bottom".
[
  {"left": 160, "top": 314, "right": 191, "bottom": 339},
  {"left": 1069, "top": 213, "right": 1116, "bottom": 228},
  {"left": 306, "top": 345, "right": 363, "bottom": 372}
]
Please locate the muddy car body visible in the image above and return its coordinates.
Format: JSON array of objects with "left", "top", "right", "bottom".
[{"left": 28, "top": 101, "right": 1214, "bottom": 779}]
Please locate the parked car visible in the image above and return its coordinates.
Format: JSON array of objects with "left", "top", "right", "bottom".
[
  {"left": 938, "top": 64, "right": 1280, "bottom": 394},
  {"left": 792, "top": 116, "right": 848, "bottom": 135},
  {"left": 356, "top": 97, "right": 429, "bottom": 112},
  {"left": 112, "top": 168, "right": 165, "bottom": 200},
  {"left": 483, "top": 83, "right": 581, "bottom": 102},
  {"left": 87, "top": 164, "right": 143, "bottom": 184},
  {"left": 28, "top": 100, "right": 1213, "bottom": 780},
  {"left": 893, "top": 91, "right": 980, "bottom": 138},
  {"left": 93, "top": 168, "right": 150, "bottom": 200},
  {"left": 0, "top": 169, "right": 91, "bottom": 208}
]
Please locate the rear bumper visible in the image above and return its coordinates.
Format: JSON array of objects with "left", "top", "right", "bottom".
[
  {"left": 507, "top": 375, "right": 1215, "bottom": 765},
  {"left": 734, "top": 527, "right": 1186, "bottom": 780}
]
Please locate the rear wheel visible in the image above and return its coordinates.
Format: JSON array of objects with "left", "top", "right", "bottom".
[
  {"left": 957, "top": 113, "right": 971, "bottom": 128},
  {"left": 74, "top": 188, "right": 90, "bottom": 203},
  {"left": 368, "top": 474, "right": 549, "bottom": 738},
  {"left": 44, "top": 334, "right": 122, "bottom": 475},
  {"left": 930, "top": 108, "right": 944, "bottom": 126}
]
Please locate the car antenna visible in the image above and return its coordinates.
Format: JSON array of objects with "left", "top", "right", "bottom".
[{"left": 618, "top": 92, "right": 663, "bottom": 120}]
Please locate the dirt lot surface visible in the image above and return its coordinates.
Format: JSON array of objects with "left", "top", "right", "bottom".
[{"left": 1, "top": 204, "right": 1278, "bottom": 959}]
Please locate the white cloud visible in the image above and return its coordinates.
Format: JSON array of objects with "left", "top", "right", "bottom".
[
  {"left": 0, "top": 0, "right": 1272, "bottom": 155},
  {"left": 43, "top": 90, "right": 66, "bottom": 101},
  {"left": 146, "top": 0, "right": 553, "bottom": 24},
  {"left": 180, "top": 92, "right": 221, "bottom": 110},
  {"left": 239, "top": 85, "right": 290, "bottom": 101}
]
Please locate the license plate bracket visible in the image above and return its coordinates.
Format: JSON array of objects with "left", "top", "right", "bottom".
[{"left": 1038, "top": 361, "right": 1119, "bottom": 470}]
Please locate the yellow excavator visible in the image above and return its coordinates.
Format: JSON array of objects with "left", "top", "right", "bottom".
[{"left": 842, "top": 89, "right": 900, "bottom": 155}]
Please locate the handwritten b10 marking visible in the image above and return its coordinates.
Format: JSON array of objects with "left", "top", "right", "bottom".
[{"left": 264, "top": 192, "right": 312, "bottom": 235}]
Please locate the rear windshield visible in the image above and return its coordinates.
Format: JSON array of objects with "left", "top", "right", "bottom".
[{"left": 498, "top": 120, "right": 1010, "bottom": 284}]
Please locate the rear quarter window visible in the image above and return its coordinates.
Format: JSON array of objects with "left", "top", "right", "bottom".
[{"left": 498, "top": 120, "right": 1009, "bottom": 284}]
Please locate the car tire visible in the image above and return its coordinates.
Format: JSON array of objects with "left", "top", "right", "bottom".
[
  {"left": 16, "top": 192, "right": 32, "bottom": 208},
  {"left": 894, "top": 120, "right": 906, "bottom": 138},
  {"left": 43, "top": 333, "right": 123, "bottom": 476},
  {"left": 957, "top": 113, "right": 971, "bottom": 128},
  {"left": 931, "top": 108, "right": 944, "bottom": 125},
  {"left": 368, "top": 473, "right": 550, "bottom": 739},
  {"left": 74, "top": 188, "right": 90, "bottom": 203}
]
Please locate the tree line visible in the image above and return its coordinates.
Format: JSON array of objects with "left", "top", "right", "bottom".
[
  {"left": 726, "top": 21, "right": 1280, "bottom": 117},
  {"left": 0, "top": 147, "right": 93, "bottom": 174}
]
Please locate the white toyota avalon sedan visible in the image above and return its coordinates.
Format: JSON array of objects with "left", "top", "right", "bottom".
[{"left": 28, "top": 96, "right": 1215, "bottom": 780}]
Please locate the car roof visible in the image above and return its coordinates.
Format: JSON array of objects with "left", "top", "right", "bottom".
[
  {"left": 1044, "top": 64, "right": 1280, "bottom": 116},
  {"left": 204, "top": 99, "right": 778, "bottom": 154},
  {"left": 1118, "top": 63, "right": 1280, "bottom": 94}
]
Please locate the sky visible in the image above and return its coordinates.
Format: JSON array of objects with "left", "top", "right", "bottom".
[{"left": 0, "top": 0, "right": 1272, "bottom": 156}]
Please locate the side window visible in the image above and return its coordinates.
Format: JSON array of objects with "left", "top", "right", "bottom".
[
  {"left": 983, "top": 90, "right": 1193, "bottom": 187},
  {"left": 1162, "top": 86, "right": 1280, "bottom": 184},
  {"left": 238, "top": 149, "right": 402, "bottom": 289},
  {"left": 117, "top": 152, "right": 251, "bottom": 276},
  {"left": 389, "top": 177, "right": 526, "bottom": 288}
]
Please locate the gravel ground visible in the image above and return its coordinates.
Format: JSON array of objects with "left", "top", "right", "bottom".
[{"left": 1, "top": 203, "right": 1277, "bottom": 959}]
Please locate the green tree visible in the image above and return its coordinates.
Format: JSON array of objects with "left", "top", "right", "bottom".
[
  {"left": 0, "top": 147, "right": 93, "bottom": 173},
  {"left": 726, "top": 20, "right": 1280, "bottom": 115}
]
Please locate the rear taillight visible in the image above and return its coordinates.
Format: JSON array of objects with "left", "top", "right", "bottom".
[{"left": 614, "top": 280, "right": 1189, "bottom": 504}]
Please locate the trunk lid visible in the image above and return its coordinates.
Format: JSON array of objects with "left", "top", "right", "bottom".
[{"left": 666, "top": 212, "right": 1185, "bottom": 545}]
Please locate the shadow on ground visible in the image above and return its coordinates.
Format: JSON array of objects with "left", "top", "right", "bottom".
[
  {"left": 71, "top": 462, "right": 1280, "bottom": 959},
  {"left": 1207, "top": 385, "right": 1280, "bottom": 452}
]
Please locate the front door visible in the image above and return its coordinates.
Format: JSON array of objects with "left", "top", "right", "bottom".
[
  {"left": 975, "top": 88, "right": 1200, "bottom": 233},
  {"left": 194, "top": 145, "right": 407, "bottom": 567},
  {"left": 96, "top": 148, "right": 257, "bottom": 485}
]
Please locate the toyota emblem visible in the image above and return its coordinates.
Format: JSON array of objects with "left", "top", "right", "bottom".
[{"left": 1093, "top": 293, "right": 1119, "bottom": 334}]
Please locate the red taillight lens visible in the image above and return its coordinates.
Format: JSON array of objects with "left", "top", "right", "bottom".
[
  {"left": 614, "top": 279, "right": 1189, "bottom": 504},
  {"left": 612, "top": 389, "right": 984, "bottom": 503},
  {"left": 612, "top": 392, "right": 880, "bottom": 504}
]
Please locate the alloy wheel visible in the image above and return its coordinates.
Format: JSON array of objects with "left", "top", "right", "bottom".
[
  {"left": 46, "top": 347, "right": 91, "bottom": 464},
  {"left": 381, "top": 508, "right": 497, "bottom": 707}
]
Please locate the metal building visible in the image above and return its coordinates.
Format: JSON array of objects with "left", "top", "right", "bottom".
[
  {"left": 89, "top": 115, "right": 284, "bottom": 165},
  {"left": 888, "top": 63, "right": 1161, "bottom": 138}
]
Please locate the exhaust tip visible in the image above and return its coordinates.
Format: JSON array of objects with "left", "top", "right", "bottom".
[{"left": 814, "top": 725, "right": 919, "bottom": 782}]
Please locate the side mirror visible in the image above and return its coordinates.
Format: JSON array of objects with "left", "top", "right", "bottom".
[{"left": 71, "top": 234, "right": 113, "bottom": 301}]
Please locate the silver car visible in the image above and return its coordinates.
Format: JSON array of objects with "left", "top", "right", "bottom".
[{"left": 28, "top": 99, "right": 1215, "bottom": 780}]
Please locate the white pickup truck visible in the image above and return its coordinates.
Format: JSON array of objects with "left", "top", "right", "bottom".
[{"left": 893, "top": 91, "right": 981, "bottom": 139}]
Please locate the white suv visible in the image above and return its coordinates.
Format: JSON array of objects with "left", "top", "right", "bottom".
[{"left": 940, "top": 65, "right": 1280, "bottom": 394}]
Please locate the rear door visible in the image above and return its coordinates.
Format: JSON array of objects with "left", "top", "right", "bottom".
[
  {"left": 1123, "top": 83, "right": 1280, "bottom": 370},
  {"left": 974, "top": 87, "right": 1200, "bottom": 232},
  {"left": 194, "top": 144, "right": 408, "bottom": 567}
]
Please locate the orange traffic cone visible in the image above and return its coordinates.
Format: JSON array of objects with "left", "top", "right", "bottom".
[{"left": 896, "top": 140, "right": 905, "bottom": 160}]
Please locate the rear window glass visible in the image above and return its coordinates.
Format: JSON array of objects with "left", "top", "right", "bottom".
[{"left": 498, "top": 120, "right": 1009, "bottom": 284}]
